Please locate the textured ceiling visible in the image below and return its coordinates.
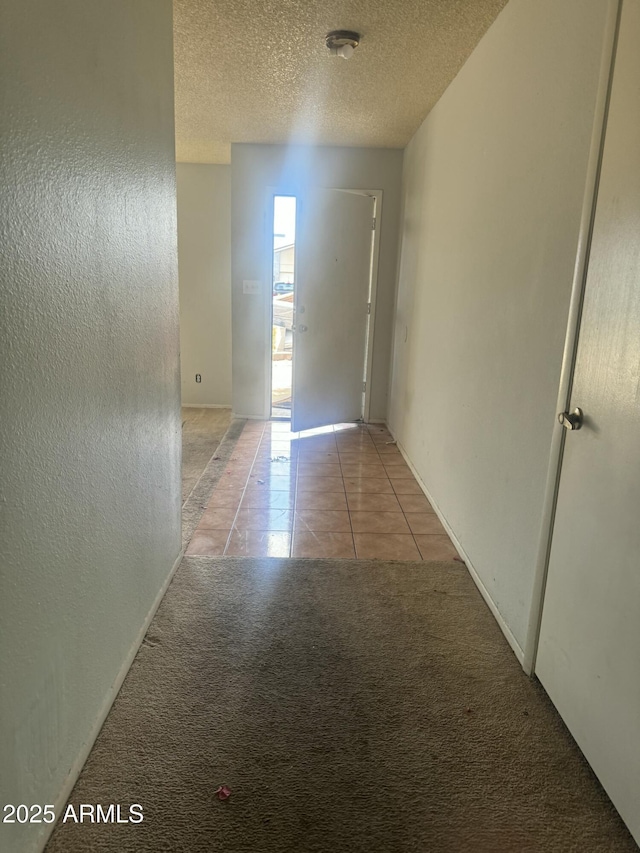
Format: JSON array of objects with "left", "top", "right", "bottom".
[{"left": 173, "top": 0, "right": 509, "bottom": 164}]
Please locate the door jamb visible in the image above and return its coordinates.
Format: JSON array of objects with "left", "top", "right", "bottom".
[
  {"left": 364, "top": 190, "right": 383, "bottom": 424},
  {"left": 264, "top": 187, "right": 275, "bottom": 421},
  {"left": 522, "top": 0, "right": 622, "bottom": 675},
  {"left": 265, "top": 188, "right": 298, "bottom": 420}
]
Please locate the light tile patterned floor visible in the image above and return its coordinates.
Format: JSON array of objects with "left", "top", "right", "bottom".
[{"left": 186, "top": 421, "right": 460, "bottom": 560}]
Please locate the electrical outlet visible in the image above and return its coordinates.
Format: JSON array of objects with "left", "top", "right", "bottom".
[{"left": 195, "top": 374, "right": 201, "bottom": 383}]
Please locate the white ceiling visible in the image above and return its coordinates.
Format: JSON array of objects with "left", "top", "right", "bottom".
[{"left": 173, "top": 0, "right": 508, "bottom": 164}]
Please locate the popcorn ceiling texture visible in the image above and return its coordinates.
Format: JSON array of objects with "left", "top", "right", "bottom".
[{"left": 173, "top": 0, "right": 509, "bottom": 163}]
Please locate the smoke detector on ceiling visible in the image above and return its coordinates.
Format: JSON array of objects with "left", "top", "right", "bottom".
[{"left": 325, "top": 30, "right": 360, "bottom": 60}]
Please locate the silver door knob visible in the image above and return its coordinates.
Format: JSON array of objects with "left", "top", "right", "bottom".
[
  {"left": 558, "top": 407, "right": 583, "bottom": 430},
  {"left": 297, "top": 325, "right": 308, "bottom": 333}
]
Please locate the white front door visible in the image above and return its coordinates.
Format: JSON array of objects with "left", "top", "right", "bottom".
[
  {"left": 291, "top": 189, "right": 374, "bottom": 433},
  {"left": 536, "top": 1, "right": 640, "bottom": 843}
]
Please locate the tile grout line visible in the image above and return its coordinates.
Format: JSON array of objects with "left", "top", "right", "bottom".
[
  {"left": 222, "top": 421, "right": 267, "bottom": 556},
  {"left": 381, "top": 429, "right": 458, "bottom": 558},
  {"left": 301, "top": 426, "right": 352, "bottom": 557},
  {"left": 295, "top": 424, "right": 339, "bottom": 558},
  {"left": 336, "top": 425, "right": 358, "bottom": 560},
  {"left": 290, "top": 427, "right": 300, "bottom": 557},
  {"left": 344, "top": 426, "right": 378, "bottom": 559},
  {"left": 263, "top": 422, "right": 296, "bottom": 556},
  {"left": 373, "top": 426, "right": 424, "bottom": 560},
  {"left": 273, "top": 425, "right": 297, "bottom": 555},
  {"left": 333, "top": 425, "right": 354, "bottom": 558},
  {"left": 266, "top": 421, "right": 298, "bottom": 555},
  {"left": 212, "top": 422, "right": 443, "bottom": 560},
  {"left": 373, "top": 427, "right": 426, "bottom": 560}
]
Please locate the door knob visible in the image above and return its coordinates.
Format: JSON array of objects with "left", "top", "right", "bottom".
[
  {"left": 297, "top": 325, "right": 308, "bottom": 333},
  {"left": 558, "top": 407, "right": 583, "bottom": 430}
]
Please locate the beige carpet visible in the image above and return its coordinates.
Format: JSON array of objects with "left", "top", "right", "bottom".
[{"left": 46, "top": 557, "right": 635, "bottom": 852}]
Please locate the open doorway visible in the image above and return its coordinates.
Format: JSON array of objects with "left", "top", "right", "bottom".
[
  {"left": 269, "top": 189, "right": 381, "bottom": 431},
  {"left": 271, "top": 195, "right": 296, "bottom": 419}
]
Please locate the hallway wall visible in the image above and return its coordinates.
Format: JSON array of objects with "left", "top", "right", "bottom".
[
  {"left": 231, "top": 144, "right": 403, "bottom": 420},
  {"left": 177, "top": 164, "right": 232, "bottom": 406},
  {"left": 388, "top": 0, "right": 614, "bottom": 656},
  {"left": 0, "top": 2, "right": 180, "bottom": 851}
]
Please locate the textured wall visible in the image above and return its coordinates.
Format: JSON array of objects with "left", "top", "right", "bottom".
[
  {"left": 177, "top": 164, "right": 232, "bottom": 406},
  {"left": 0, "top": 2, "right": 180, "bottom": 851},
  {"left": 231, "top": 144, "right": 403, "bottom": 420},
  {"left": 388, "top": 0, "right": 612, "bottom": 654}
]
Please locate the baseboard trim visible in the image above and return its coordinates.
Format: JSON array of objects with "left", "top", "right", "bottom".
[
  {"left": 182, "top": 403, "right": 231, "bottom": 409},
  {"left": 388, "top": 427, "right": 525, "bottom": 667},
  {"left": 37, "top": 547, "right": 185, "bottom": 852},
  {"left": 454, "top": 545, "right": 525, "bottom": 666}
]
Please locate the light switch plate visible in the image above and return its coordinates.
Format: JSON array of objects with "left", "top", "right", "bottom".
[{"left": 242, "top": 280, "right": 261, "bottom": 295}]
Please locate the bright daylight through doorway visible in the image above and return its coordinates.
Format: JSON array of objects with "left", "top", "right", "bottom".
[{"left": 271, "top": 196, "right": 296, "bottom": 419}]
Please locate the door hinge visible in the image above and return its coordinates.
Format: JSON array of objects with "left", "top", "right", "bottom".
[
  {"left": 372, "top": 216, "right": 376, "bottom": 231},
  {"left": 367, "top": 302, "right": 371, "bottom": 314},
  {"left": 362, "top": 381, "right": 366, "bottom": 392}
]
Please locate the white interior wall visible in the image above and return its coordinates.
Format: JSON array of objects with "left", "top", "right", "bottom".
[
  {"left": 177, "top": 164, "right": 232, "bottom": 407},
  {"left": 230, "top": 144, "right": 403, "bottom": 420},
  {"left": 0, "top": 3, "right": 180, "bottom": 851},
  {"left": 388, "top": 0, "right": 613, "bottom": 655}
]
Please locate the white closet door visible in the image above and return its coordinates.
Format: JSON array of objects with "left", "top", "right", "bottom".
[{"left": 536, "top": 1, "right": 640, "bottom": 843}]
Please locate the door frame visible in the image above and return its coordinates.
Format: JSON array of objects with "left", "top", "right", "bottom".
[
  {"left": 264, "top": 186, "right": 383, "bottom": 426},
  {"left": 266, "top": 190, "right": 298, "bottom": 420},
  {"left": 522, "top": 0, "right": 622, "bottom": 675}
]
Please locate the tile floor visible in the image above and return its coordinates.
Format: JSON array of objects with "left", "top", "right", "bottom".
[{"left": 186, "top": 420, "right": 460, "bottom": 561}]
